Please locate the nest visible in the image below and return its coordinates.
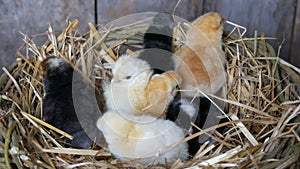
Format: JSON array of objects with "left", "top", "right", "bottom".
[{"left": 0, "top": 16, "right": 300, "bottom": 169}]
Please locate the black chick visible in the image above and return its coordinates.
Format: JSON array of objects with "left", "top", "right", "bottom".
[
  {"left": 42, "top": 57, "right": 102, "bottom": 148},
  {"left": 139, "top": 12, "right": 175, "bottom": 73}
]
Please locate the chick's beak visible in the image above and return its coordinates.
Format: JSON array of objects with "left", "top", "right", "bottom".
[
  {"left": 221, "top": 17, "right": 225, "bottom": 24},
  {"left": 165, "top": 71, "right": 182, "bottom": 86},
  {"left": 111, "top": 77, "right": 121, "bottom": 83},
  {"left": 164, "top": 71, "right": 182, "bottom": 97}
]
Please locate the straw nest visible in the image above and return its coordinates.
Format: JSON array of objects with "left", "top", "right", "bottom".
[{"left": 0, "top": 17, "right": 299, "bottom": 169}]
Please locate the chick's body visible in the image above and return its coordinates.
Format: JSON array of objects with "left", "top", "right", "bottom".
[
  {"left": 97, "top": 110, "right": 188, "bottom": 165},
  {"left": 174, "top": 12, "right": 226, "bottom": 96}
]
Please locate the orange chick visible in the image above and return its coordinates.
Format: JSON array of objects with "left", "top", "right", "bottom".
[
  {"left": 142, "top": 71, "right": 181, "bottom": 118},
  {"left": 174, "top": 12, "right": 226, "bottom": 97}
]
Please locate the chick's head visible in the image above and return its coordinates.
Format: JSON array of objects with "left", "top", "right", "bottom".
[
  {"left": 111, "top": 55, "right": 153, "bottom": 87},
  {"left": 186, "top": 12, "right": 224, "bottom": 45},
  {"left": 164, "top": 71, "right": 182, "bottom": 93},
  {"left": 106, "top": 55, "right": 154, "bottom": 114},
  {"left": 193, "top": 12, "right": 224, "bottom": 30}
]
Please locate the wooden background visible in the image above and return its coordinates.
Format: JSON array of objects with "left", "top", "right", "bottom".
[{"left": 0, "top": 0, "right": 299, "bottom": 74}]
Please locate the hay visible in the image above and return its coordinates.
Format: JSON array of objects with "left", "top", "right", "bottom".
[{"left": 0, "top": 16, "right": 299, "bottom": 169}]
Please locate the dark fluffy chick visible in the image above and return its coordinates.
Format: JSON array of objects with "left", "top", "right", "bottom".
[{"left": 42, "top": 57, "right": 102, "bottom": 148}]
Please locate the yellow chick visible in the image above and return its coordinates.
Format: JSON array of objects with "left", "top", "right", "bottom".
[
  {"left": 104, "top": 54, "right": 181, "bottom": 118},
  {"left": 174, "top": 12, "right": 226, "bottom": 97},
  {"left": 97, "top": 110, "right": 188, "bottom": 165}
]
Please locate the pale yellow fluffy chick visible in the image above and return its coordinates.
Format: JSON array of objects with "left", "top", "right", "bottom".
[
  {"left": 97, "top": 110, "right": 188, "bottom": 165},
  {"left": 174, "top": 12, "right": 226, "bottom": 97}
]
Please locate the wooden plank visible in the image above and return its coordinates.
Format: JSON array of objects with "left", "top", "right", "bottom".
[
  {"left": 0, "top": 0, "right": 95, "bottom": 73},
  {"left": 203, "top": 0, "right": 297, "bottom": 63},
  {"left": 96, "top": 0, "right": 204, "bottom": 24},
  {"left": 291, "top": 0, "right": 300, "bottom": 67}
]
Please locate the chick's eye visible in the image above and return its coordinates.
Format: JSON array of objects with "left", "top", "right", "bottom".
[{"left": 125, "top": 75, "right": 132, "bottom": 80}]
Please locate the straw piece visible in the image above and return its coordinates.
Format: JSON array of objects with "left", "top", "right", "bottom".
[
  {"left": 42, "top": 147, "right": 111, "bottom": 156},
  {"left": 88, "top": 23, "right": 117, "bottom": 61},
  {"left": 194, "top": 144, "right": 215, "bottom": 159},
  {"left": 31, "top": 139, "right": 55, "bottom": 168},
  {"left": 65, "top": 161, "right": 119, "bottom": 169},
  {"left": 230, "top": 114, "right": 259, "bottom": 146},
  {"left": 2, "top": 67, "right": 23, "bottom": 98},
  {"left": 188, "top": 146, "right": 243, "bottom": 168},
  {"left": 4, "top": 121, "right": 17, "bottom": 169},
  {"left": 20, "top": 111, "right": 73, "bottom": 140},
  {"left": 44, "top": 19, "right": 79, "bottom": 57},
  {"left": 19, "top": 111, "right": 63, "bottom": 147}
]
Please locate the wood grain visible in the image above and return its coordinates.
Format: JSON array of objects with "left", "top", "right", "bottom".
[
  {"left": 291, "top": 0, "right": 300, "bottom": 67},
  {"left": 0, "top": 0, "right": 95, "bottom": 72},
  {"left": 96, "top": 0, "right": 204, "bottom": 24},
  {"left": 203, "top": 0, "right": 297, "bottom": 64}
]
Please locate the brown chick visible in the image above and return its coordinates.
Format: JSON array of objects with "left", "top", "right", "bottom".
[
  {"left": 142, "top": 71, "right": 182, "bottom": 118},
  {"left": 174, "top": 12, "right": 226, "bottom": 97}
]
